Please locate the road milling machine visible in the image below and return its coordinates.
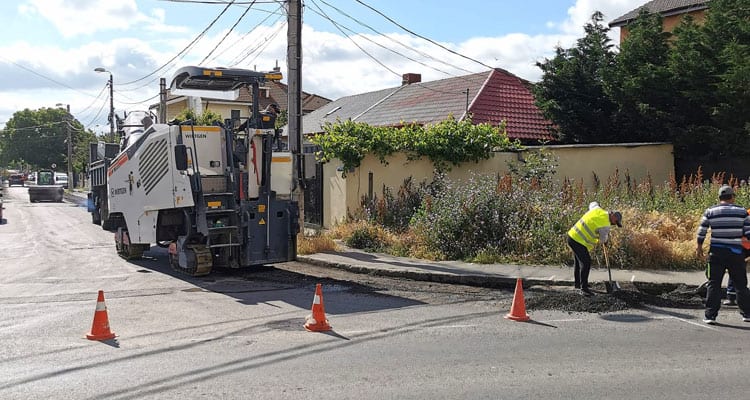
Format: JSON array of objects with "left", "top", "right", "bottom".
[{"left": 88, "top": 66, "right": 299, "bottom": 276}]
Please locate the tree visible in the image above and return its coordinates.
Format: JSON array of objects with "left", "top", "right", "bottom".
[
  {"left": 702, "top": 0, "right": 750, "bottom": 153},
  {"left": 534, "top": 12, "right": 618, "bottom": 143},
  {"left": 2, "top": 108, "right": 92, "bottom": 174},
  {"left": 667, "top": 16, "right": 722, "bottom": 160},
  {"left": 608, "top": 9, "right": 675, "bottom": 143}
]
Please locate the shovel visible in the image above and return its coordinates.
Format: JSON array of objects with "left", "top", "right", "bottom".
[{"left": 603, "top": 243, "right": 620, "bottom": 294}]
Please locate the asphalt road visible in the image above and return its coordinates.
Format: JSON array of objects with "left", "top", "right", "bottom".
[{"left": 1, "top": 185, "right": 749, "bottom": 400}]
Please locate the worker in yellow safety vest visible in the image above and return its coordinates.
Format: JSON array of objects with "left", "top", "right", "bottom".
[{"left": 567, "top": 205, "right": 623, "bottom": 296}]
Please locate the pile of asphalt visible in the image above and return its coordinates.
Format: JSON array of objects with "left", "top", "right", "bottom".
[{"left": 525, "top": 282, "right": 705, "bottom": 313}]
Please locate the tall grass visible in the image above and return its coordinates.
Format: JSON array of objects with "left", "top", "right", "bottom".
[{"left": 327, "top": 166, "right": 750, "bottom": 272}]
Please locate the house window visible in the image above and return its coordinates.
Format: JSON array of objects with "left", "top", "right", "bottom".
[{"left": 231, "top": 109, "right": 241, "bottom": 120}]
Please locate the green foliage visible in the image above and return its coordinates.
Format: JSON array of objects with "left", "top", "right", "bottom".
[
  {"left": 275, "top": 109, "right": 288, "bottom": 129},
  {"left": 311, "top": 117, "right": 520, "bottom": 176},
  {"left": 534, "top": 12, "right": 618, "bottom": 143},
  {"left": 359, "top": 177, "right": 427, "bottom": 232},
  {"left": 608, "top": 9, "right": 675, "bottom": 143},
  {"left": 174, "top": 108, "right": 223, "bottom": 125},
  {"left": 506, "top": 147, "right": 559, "bottom": 183},
  {"left": 1, "top": 107, "right": 92, "bottom": 175},
  {"left": 345, "top": 224, "right": 387, "bottom": 252},
  {"left": 411, "top": 173, "right": 507, "bottom": 260},
  {"left": 534, "top": 3, "right": 750, "bottom": 167}
]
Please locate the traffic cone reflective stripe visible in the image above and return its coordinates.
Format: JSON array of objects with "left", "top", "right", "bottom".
[
  {"left": 304, "top": 283, "right": 331, "bottom": 332},
  {"left": 504, "top": 278, "right": 530, "bottom": 322},
  {"left": 86, "top": 290, "right": 116, "bottom": 341}
]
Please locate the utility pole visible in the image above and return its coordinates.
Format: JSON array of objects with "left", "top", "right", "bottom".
[
  {"left": 95, "top": 68, "right": 115, "bottom": 143},
  {"left": 159, "top": 78, "right": 167, "bottom": 123},
  {"left": 66, "top": 104, "right": 72, "bottom": 188},
  {"left": 57, "top": 103, "right": 73, "bottom": 188},
  {"left": 287, "top": 0, "right": 304, "bottom": 237},
  {"left": 108, "top": 73, "right": 115, "bottom": 143}
]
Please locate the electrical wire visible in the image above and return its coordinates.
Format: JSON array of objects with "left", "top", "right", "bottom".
[
  {"left": 199, "top": 1, "right": 256, "bottom": 66},
  {"left": 75, "top": 83, "right": 109, "bottom": 117},
  {"left": 353, "top": 0, "right": 494, "bottom": 70},
  {"left": 118, "top": 0, "right": 237, "bottom": 87},
  {"left": 307, "top": 1, "right": 477, "bottom": 96},
  {"left": 115, "top": 93, "right": 160, "bottom": 105},
  {"left": 308, "top": 0, "right": 401, "bottom": 78},
  {"left": 316, "top": 0, "right": 474, "bottom": 75},
  {"left": 229, "top": 19, "right": 286, "bottom": 67},
  {"left": 305, "top": 6, "right": 458, "bottom": 80},
  {"left": 0, "top": 55, "right": 103, "bottom": 99},
  {"left": 206, "top": 3, "right": 285, "bottom": 65}
]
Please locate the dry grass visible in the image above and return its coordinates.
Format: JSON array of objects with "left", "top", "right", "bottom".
[{"left": 297, "top": 234, "right": 338, "bottom": 255}]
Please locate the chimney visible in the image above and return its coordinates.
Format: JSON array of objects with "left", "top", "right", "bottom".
[
  {"left": 402, "top": 73, "right": 421, "bottom": 85},
  {"left": 273, "top": 60, "right": 281, "bottom": 72}
]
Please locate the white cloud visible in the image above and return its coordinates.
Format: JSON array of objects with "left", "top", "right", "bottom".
[
  {"left": 20, "top": 0, "right": 186, "bottom": 38},
  {"left": 1, "top": 0, "right": 647, "bottom": 129}
]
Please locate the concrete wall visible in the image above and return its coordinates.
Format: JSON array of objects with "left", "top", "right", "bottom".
[{"left": 321, "top": 142, "right": 674, "bottom": 228}]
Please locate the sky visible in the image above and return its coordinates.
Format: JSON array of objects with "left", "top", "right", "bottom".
[{"left": 0, "top": 0, "right": 645, "bottom": 134}]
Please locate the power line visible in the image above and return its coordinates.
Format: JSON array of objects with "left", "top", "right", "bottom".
[
  {"left": 316, "top": 0, "right": 474, "bottom": 75},
  {"left": 0, "top": 55, "right": 102, "bottom": 99},
  {"left": 200, "top": 1, "right": 256, "bottom": 66},
  {"left": 306, "top": 5, "right": 458, "bottom": 80},
  {"left": 307, "top": 1, "right": 475, "bottom": 96},
  {"left": 353, "top": 0, "right": 494, "bottom": 70},
  {"left": 205, "top": 3, "right": 284, "bottom": 65},
  {"left": 308, "top": 0, "right": 401, "bottom": 78},
  {"left": 229, "top": 19, "right": 286, "bottom": 67},
  {"left": 118, "top": 0, "right": 237, "bottom": 86},
  {"left": 116, "top": 93, "right": 160, "bottom": 105}
]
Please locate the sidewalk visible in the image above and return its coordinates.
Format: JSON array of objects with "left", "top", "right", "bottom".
[
  {"left": 65, "top": 189, "right": 708, "bottom": 289},
  {"left": 298, "top": 245, "right": 709, "bottom": 290}
]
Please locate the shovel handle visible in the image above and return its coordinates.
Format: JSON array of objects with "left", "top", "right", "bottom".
[{"left": 603, "top": 243, "right": 613, "bottom": 282}]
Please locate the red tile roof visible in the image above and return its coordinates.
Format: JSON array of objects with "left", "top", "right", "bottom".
[
  {"left": 301, "top": 68, "right": 555, "bottom": 143},
  {"left": 469, "top": 69, "right": 555, "bottom": 141}
]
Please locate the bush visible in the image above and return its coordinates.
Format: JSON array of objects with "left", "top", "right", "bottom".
[
  {"left": 343, "top": 222, "right": 391, "bottom": 252},
  {"left": 411, "top": 174, "right": 506, "bottom": 260},
  {"left": 360, "top": 177, "right": 426, "bottom": 232},
  {"left": 326, "top": 160, "right": 741, "bottom": 271}
]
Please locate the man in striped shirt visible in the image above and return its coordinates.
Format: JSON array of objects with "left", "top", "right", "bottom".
[{"left": 696, "top": 185, "right": 750, "bottom": 324}]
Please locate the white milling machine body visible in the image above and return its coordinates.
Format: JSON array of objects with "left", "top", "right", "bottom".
[{"left": 90, "top": 66, "right": 299, "bottom": 276}]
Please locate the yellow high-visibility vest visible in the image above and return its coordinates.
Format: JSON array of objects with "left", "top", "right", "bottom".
[{"left": 568, "top": 208, "right": 610, "bottom": 250}]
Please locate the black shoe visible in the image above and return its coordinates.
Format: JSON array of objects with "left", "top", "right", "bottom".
[
  {"left": 723, "top": 298, "right": 737, "bottom": 306},
  {"left": 579, "top": 288, "right": 594, "bottom": 296}
]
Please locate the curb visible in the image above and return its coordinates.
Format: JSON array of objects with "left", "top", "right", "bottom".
[
  {"left": 297, "top": 255, "right": 704, "bottom": 294},
  {"left": 298, "top": 255, "right": 564, "bottom": 290}
]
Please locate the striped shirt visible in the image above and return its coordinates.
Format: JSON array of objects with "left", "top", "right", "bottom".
[{"left": 696, "top": 203, "right": 750, "bottom": 252}]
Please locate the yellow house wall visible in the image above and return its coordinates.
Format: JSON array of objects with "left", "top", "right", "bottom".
[
  {"left": 321, "top": 143, "right": 674, "bottom": 228},
  {"left": 164, "top": 99, "right": 251, "bottom": 122},
  {"left": 619, "top": 9, "right": 706, "bottom": 42}
]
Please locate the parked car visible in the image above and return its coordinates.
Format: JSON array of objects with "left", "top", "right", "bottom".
[
  {"left": 54, "top": 173, "right": 68, "bottom": 189},
  {"left": 8, "top": 174, "right": 25, "bottom": 187}
]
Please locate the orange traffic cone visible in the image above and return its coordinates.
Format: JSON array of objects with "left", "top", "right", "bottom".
[
  {"left": 504, "top": 278, "right": 530, "bottom": 322},
  {"left": 304, "top": 283, "right": 332, "bottom": 332},
  {"left": 86, "top": 290, "right": 116, "bottom": 340}
]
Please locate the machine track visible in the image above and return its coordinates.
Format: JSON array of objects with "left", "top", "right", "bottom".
[
  {"left": 169, "top": 244, "right": 213, "bottom": 277},
  {"left": 116, "top": 242, "right": 149, "bottom": 260}
]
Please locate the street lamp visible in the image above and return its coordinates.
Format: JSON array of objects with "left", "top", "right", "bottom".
[
  {"left": 94, "top": 67, "right": 115, "bottom": 143},
  {"left": 56, "top": 103, "right": 73, "bottom": 188}
]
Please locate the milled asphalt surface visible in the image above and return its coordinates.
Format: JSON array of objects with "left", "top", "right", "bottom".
[{"left": 57, "top": 188, "right": 709, "bottom": 290}]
